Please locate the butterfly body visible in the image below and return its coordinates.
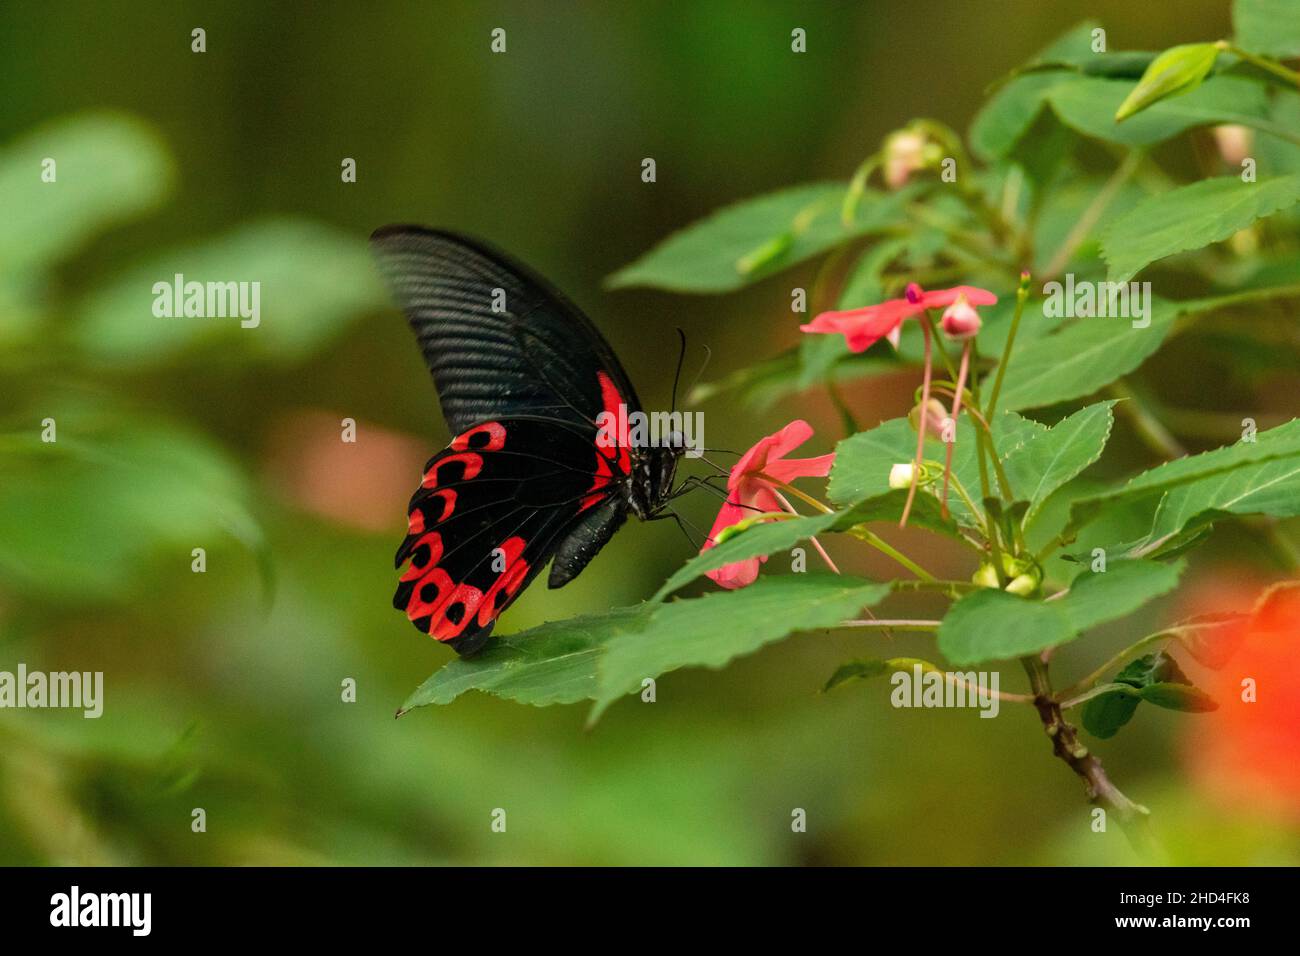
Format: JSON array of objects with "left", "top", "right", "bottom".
[{"left": 371, "top": 227, "right": 684, "bottom": 656}]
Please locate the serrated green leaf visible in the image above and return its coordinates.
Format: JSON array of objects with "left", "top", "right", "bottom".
[
  {"left": 591, "top": 576, "right": 889, "bottom": 722},
  {"left": 652, "top": 511, "right": 841, "bottom": 601},
  {"left": 985, "top": 293, "right": 1273, "bottom": 412},
  {"left": 0, "top": 112, "right": 174, "bottom": 278},
  {"left": 1234, "top": 0, "right": 1300, "bottom": 59},
  {"left": 1058, "top": 559, "right": 1185, "bottom": 632},
  {"left": 605, "top": 182, "right": 919, "bottom": 294},
  {"left": 1136, "top": 452, "right": 1300, "bottom": 555},
  {"left": 1103, "top": 174, "right": 1300, "bottom": 283},
  {"left": 938, "top": 589, "right": 1075, "bottom": 665},
  {"left": 1115, "top": 44, "right": 1221, "bottom": 122},
  {"left": 399, "top": 606, "right": 654, "bottom": 712},
  {"left": 1070, "top": 419, "right": 1300, "bottom": 538},
  {"left": 1002, "top": 401, "right": 1116, "bottom": 522}
]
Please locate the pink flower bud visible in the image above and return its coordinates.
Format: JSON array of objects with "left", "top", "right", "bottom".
[
  {"left": 883, "top": 130, "right": 928, "bottom": 190},
  {"left": 940, "top": 294, "right": 982, "bottom": 339},
  {"left": 908, "top": 398, "right": 950, "bottom": 441}
]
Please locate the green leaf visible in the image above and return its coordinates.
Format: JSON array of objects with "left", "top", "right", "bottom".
[
  {"left": 398, "top": 606, "right": 654, "bottom": 712},
  {"left": 605, "top": 182, "right": 919, "bottom": 293},
  {"left": 1058, "top": 559, "right": 1185, "bottom": 633},
  {"left": 1080, "top": 685, "right": 1143, "bottom": 739},
  {"left": 1046, "top": 75, "right": 1271, "bottom": 148},
  {"left": 986, "top": 293, "right": 1267, "bottom": 412},
  {"left": 823, "top": 658, "right": 892, "bottom": 691},
  {"left": 1144, "top": 455, "right": 1300, "bottom": 548},
  {"left": 652, "top": 511, "right": 841, "bottom": 601},
  {"left": 938, "top": 560, "right": 1182, "bottom": 666},
  {"left": 1122, "top": 419, "right": 1300, "bottom": 496},
  {"left": 74, "top": 219, "right": 386, "bottom": 365},
  {"left": 591, "top": 575, "right": 889, "bottom": 722},
  {"left": 1082, "top": 650, "right": 1213, "bottom": 738},
  {"left": 823, "top": 657, "right": 936, "bottom": 692},
  {"left": 0, "top": 112, "right": 174, "bottom": 278},
  {"left": 1102, "top": 174, "right": 1300, "bottom": 283},
  {"left": 938, "top": 589, "right": 1075, "bottom": 666},
  {"left": 1234, "top": 0, "right": 1300, "bottom": 59},
  {"left": 1071, "top": 419, "right": 1300, "bottom": 538},
  {"left": 1115, "top": 44, "right": 1221, "bottom": 122},
  {"left": 1002, "top": 401, "right": 1116, "bottom": 522},
  {"left": 1139, "top": 682, "right": 1219, "bottom": 712},
  {"left": 969, "top": 21, "right": 1098, "bottom": 161}
]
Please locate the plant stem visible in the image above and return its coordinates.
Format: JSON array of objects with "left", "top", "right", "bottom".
[
  {"left": 1220, "top": 41, "right": 1300, "bottom": 87},
  {"left": 984, "top": 271, "right": 1031, "bottom": 423},
  {"left": 1021, "top": 655, "right": 1153, "bottom": 841},
  {"left": 837, "top": 619, "right": 941, "bottom": 631},
  {"left": 901, "top": 321, "right": 935, "bottom": 528},
  {"left": 847, "top": 528, "right": 938, "bottom": 582},
  {"left": 1041, "top": 151, "right": 1141, "bottom": 279},
  {"left": 1108, "top": 381, "right": 1187, "bottom": 459}
]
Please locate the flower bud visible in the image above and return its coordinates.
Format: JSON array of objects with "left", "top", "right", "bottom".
[
  {"left": 1005, "top": 573, "right": 1038, "bottom": 597},
  {"left": 940, "top": 294, "right": 982, "bottom": 339},
  {"left": 883, "top": 130, "right": 929, "bottom": 190},
  {"left": 888, "top": 463, "right": 916, "bottom": 490},
  {"left": 971, "top": 554, "right": 1042, "bottom": 596},
  {"left": 909, "top": 398, "right": 951, "bottom": 441}
]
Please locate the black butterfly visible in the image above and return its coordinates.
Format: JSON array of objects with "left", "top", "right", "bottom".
[{"left": 370, "top": 226, "right": 688, "bottom": 656}]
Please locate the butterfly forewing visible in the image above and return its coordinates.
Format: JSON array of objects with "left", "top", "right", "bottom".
[{"left": 369, "top": 226, "right": 642, "bottom": 434}]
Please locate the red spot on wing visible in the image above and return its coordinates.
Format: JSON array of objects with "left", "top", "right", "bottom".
[
  {"left": 406, "top": 567, "right": 453, "bottom": 620},
  {"left": 407, "top": 509, "right": 425, "bottom": 534},
  {"left": 428, "top": 584, "right": 484, "bottom": 641},
  {"left": 451, "top": 421, "right": 507, "bottom": 452},
  {"left": 428, "top": 488, "right": 457, "bottom": 521},
  {"left": 400, "top": 531, "right": 443, "bottom": 582},
  {"left": 423, "top": 452, "right": 482, "bottom": 487}
]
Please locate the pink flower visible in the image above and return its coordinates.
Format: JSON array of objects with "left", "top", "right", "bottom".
[
  {"left": 703, "top": 420, "right": 835, "bottom": 589},
  {"left": 801, "top": 282, "right": 997, "bottom": 353}
]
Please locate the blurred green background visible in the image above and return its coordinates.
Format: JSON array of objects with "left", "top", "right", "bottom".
[{"left": 3, "top": 0, "right": 1296, "bottom": 865}]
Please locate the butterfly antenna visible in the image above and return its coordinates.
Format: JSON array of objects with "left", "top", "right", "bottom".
[
  {"left": 685, "top": 343, "right": 713, "bottom": 405},
  {"left": 670, "top": 327, "right": 688, "bottom": 412}
]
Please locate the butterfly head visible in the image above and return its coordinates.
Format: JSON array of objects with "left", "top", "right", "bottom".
[{"left": 629, "top": 434, "right": 687, "bottom": 520}]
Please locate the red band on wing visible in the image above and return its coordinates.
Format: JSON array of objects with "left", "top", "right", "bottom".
[{"left": 582, "top": 371, "right": 631, "bottom": 511}]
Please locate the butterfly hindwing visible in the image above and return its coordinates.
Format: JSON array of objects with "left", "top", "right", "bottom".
[{"left": 393, "top": 416, "right": 628, "bottom": 654}]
